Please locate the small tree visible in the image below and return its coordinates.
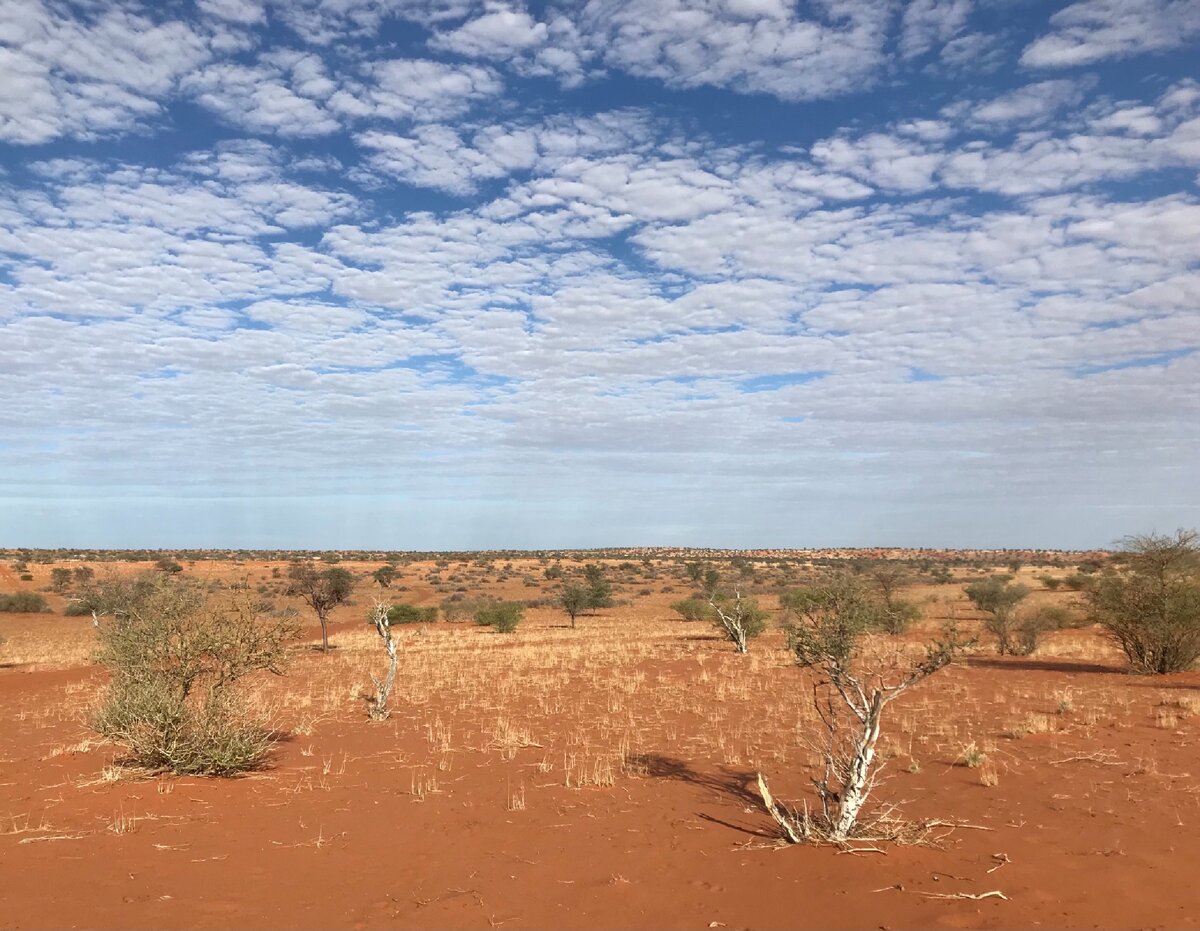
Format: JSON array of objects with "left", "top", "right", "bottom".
[
  {"left": 1088, "top": 530, "right": 1200, "bottom": 674},
  {"left": 964, "top": 576, "right": 1032, "bottom": 655},
  {"left": 91, "top": 576, "right": 298, "bottom": 775},
  {"left": 50, "top": 567, "right": 72, "bottom": 593},
  {"left": 869, "top": 564, "right": 921, "bottom": 634},
  {"left": 365, "top": 601, "right": 398, "bottom": 721},
  {"left": 708, "top": 590, "right": 768, "bottom": 654},
  {"left": 583, "top": 564, "right": 613, "bottom": 612},
  {"left": 372, "top": 565, "right": 397, "bottom": 588},
  {"left": 559, "top": 584, "right": 590, "bottom": 629},
  {"left": 763, "top": 575, "right": 972, "bottom": 843},
  {"left": 287, "top": 564, "right": 354, "bottom": 652}
]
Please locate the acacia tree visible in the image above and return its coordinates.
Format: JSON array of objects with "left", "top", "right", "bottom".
[
  {"left": 372, "top": 565, "right": 397, "bottom": 588},
  {"left": 869, "top": 563, "right": 921, "bottom": 634},
  {"left": 287, "top": 564, "right": 354, "bottom": 652},
  {"left": 760, "top": 574, "right": 971, "bottom": 844},
  {"left": 1088, "top": 530, "right": 1200, "bottom": 673},
  {"left": 583, "top": 564, "right": 613, "bottom": 612},
  {"left": 559, "top": 583, "right": 590, "bottom": 629},
  {"left": 964, "top": 576, "right": 1032, "bottom": 655}
]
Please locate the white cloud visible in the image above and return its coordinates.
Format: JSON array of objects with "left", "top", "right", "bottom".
[
  {"left": 1022, "top": 0, "right": 1200, "bottom": 68},
  {"left": 0, "top": 0, "right": 220, "bottom": 143},
  {"left": 898, "top": 0, "right": 973, "bottom": 60},
  {"left": 970, "top": 78, "right": 1093, "bottom": 128}
]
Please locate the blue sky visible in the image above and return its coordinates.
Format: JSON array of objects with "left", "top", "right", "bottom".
[{"left": 0, "top": 0, "right": 1198, "bottom": 550}]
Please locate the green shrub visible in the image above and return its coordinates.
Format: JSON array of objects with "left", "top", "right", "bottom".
[
  {"left": 670, "top": 597, "right": 713, "bottom": 622},
  {"left": 474, "top": 601, "right": 523, "bottom": 633},
  {"left": 91, "top": 576, "right": 299, "bottom": 775},
  {"left": 1087, "top": 530, "right": 1200, "bottom": 674},
  {"left": 0, "top": 592, "right": 49, "bottom": 613},
  {"left": 385, "top": 604, "right": 438, "bottom": 624}
]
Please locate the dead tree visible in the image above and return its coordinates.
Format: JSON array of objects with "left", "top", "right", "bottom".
[{"left": 366, "top": 601, "right": 397, "bottom": 722}]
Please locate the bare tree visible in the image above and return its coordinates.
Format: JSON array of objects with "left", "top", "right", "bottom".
[
  {"left": 761, "top": 575, "right": 972, "bottom": 844},
  {"left": 708, "top": 590, "right": 767, "bottom": 654},
  {"left": 366, "top": 601, "right": 397, "bottom": 721}
]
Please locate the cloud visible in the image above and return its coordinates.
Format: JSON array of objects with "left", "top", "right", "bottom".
[
  {"left": 432, "top": 0, "right": 894, "bottom": 101},
  {"left": 0, "top": 0, "right": 223, "bottom": 144},
  {"left": 1, "top": 1, "right": 1198, "bottom": 547},
  {"left": 1022, "top": 0, "right": 1200, "bottom": 68},
  {"left": 898, "top": 0, "right": 974, "bottom": 60}
]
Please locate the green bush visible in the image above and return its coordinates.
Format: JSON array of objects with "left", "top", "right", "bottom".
[
  {"left": 474, "top": 601, "right": 523, "bottom": 633},
  {"left": 91, "top": 576, "right": 299, "bottom": 775},
  {"left": 0, "top": 592, "right": 49, "bottom": 613},
  {"left": 670, "top": 597, "right": 713, "bottom": 622},
  {"left": 385, "top": 604, "right": 438, "bottom": 624},
  {"left": 1087, "top": 531, "right": 1200, "bottom": 674}
]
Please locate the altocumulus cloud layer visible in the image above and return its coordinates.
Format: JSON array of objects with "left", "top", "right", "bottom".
[{"left": 0, "top": 0, "right": 1197, "bottom": 549}]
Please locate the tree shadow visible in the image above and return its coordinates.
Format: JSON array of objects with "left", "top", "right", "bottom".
[
  {"left": 629, "top": 752, "right": 775, "bottom": 838},
  {"left": 965, "top": 656, "right": 1119, "bottom": 675}
]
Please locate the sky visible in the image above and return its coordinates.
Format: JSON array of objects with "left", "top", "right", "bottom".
[{"left": 0, "top": 0, "right": 1198, "bottom": 551}]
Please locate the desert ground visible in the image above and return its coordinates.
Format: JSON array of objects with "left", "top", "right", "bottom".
[{"left": 2, "top": 551, "right": 1199, "bottom": 930}]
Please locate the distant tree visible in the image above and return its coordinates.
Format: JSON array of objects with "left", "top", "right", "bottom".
[
  {"left": 559, "top": 584, "right": 590, "bottom": 629},
  {"left": 701, "top": 568, "right": 721, "bottom": 594},
  {"left": 73, "top": 566, "right": 95, "bottom": 585},
  {"left": 287, "top": 564, "right": 354, "bottom": 652},
  {"left": 372, "top": 565, "right": 397, "bottom": 588},
  {"left": 964, "top": 577, "right": 1032, "bottom": 655},
  {"left": 583, "top": 564, "right": 613, "bottom": 611},
  {"left": 684, "top": 561, "right": 705, "bottom": 584},
  {"left": 50, "top": 568, "right": 72, "bottom": 593},
  {"left": 868, "top": 563, "right": 921, "bottom": 634},
  {"left": 1087, "top": 530, "right": 1200, "bottom": 674},
  {"left": 155, "top": 558, "right": 184, "bottom": 574}
]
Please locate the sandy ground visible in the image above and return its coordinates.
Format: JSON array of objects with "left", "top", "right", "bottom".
[{"left": 2, "top": 556, "right": 1199, "bottom": 930}]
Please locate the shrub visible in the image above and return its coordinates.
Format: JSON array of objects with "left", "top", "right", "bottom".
[
  {"left": 91, "top": 576, "right": 299, "bottom": 775},
  {"left": 474, "top": 601, "right": 523, "bottom": 633},
  {"left": 1087, "top": 530, "right": 1200, "bottom": 674},
  {"left": 385, "top": 604, "right": 438, "bottom": 624},
  {"left": 708, "top": 591, "right": 769, "bottom": 653},
  {"left": 670, "top": 597, "right": 713, "bottom": 622},
  {"left": 50, "top": 568, "right": 73, "bottom": 592},
  {"left": 0, "top": 592, "right": 49, "bottom": 613}
]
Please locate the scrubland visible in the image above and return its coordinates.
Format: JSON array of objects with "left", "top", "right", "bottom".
[{"left": 2, "top": 551, "right": 1199, "bottom": 930}]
